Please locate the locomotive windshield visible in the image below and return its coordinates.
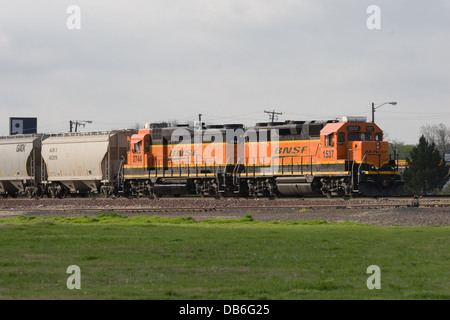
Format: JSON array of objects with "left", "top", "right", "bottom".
[
  {"left": 347, "top": 132, "right": 380, "bottom": 141},
  {"left": 361, "top": 133, "right": 372, "bottom": 141},
  {"left": 343, "top": 124, "right": 382, "bottom": 141},
  {"left": 348, "top": 132, "right": 359, "bottom": 141}
]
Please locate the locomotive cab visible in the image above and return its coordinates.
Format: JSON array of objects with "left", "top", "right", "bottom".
[
  {"left": 320, "top": 117, "right": 388, "bottom": 169},
  {"left": 318, "top": 116, "right": 403, "bottom": 197},
  {"left": 127, "top": 128, "right": 151, "bottom": 167}
]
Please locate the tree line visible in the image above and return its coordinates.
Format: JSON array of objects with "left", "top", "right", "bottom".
[{"left": 389, "top": 123, "right": 450, "bottom": 195}]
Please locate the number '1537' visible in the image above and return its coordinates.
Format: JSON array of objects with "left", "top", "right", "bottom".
[{"left": 323, "top": 150, "right": 334, "bottom": 159}]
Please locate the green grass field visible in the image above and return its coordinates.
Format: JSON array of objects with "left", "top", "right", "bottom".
[{"left": 0, "top": 213, "right": 448, "bottom": 299}]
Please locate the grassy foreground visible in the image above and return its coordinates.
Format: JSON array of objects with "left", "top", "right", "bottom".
[{"left": 0, "top": 213, "right": 448, "bottom": 299}]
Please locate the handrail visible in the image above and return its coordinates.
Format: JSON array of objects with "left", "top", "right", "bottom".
[
  {"left": 357, "top": 152, "right": 368, "bottom": 185},
  {"left": 0, "top": 129, "right": 135, "bottom": 140},
  {"left": 0, "top": 133, "right": 44, "bottom": 140}
]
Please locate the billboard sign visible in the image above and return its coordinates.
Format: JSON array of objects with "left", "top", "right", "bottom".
[{"left": 9, "top": 117, "right": 37, "bottom": 135}]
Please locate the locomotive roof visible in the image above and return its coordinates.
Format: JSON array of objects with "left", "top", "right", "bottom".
[
  {"left": 320, "top": 122, "right": 381, "bottom": 135},
  {"left": 320, "top": 122, "right": 346, "bottom": 135}
]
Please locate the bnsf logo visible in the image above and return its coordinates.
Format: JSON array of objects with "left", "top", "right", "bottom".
[
  {"left": 169, "top": 149, "right": 200, "bottom": 157},
  {"left": 274, "top": 146, "right": 308, "bottom": 155}
]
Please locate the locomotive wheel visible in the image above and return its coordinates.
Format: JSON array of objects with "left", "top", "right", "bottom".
[
  {"left": 269, "top": 193, "right": 278, "bottom": 200},
  {"left": 2, "top": 194, "right": 8, "bottom": 198},
  {"left": 151, "top": 192, "right": 161, "bottom": 199},
  {"left": 215, "top": 193, "right": 226, "bottom": 199}
]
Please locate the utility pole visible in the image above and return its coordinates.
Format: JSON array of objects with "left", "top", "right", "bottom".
[
  {"left": 264, "top": 110, "right": 283, "bottom": 124},
  {"left": 69, "top": 120, "right": 92, "bottom": 132},
  {"left": 195, "top": 114, "right": 203, "bottom": 130}
]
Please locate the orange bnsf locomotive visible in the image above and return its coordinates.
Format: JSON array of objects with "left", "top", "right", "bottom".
[
  {"left": 0, "top": 116, "right": 404, "bottom": 198},
  {"left": 123, "top": 116, "right": 404, "bottom": 198}
]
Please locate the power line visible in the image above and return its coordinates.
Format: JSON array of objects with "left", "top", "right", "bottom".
[{"left": 264, "top": 109, "right": 283, "bottom": 124}]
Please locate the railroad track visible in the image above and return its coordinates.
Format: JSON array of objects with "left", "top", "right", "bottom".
[
  {"left": 82, "top": 203, "right": 450, "bottom": 213},
  {"left": 1, "top": 196, "right": 449, "bottom": 213},
  {"left": 1, "top": 201, "right": 449, "bottom": 214}
]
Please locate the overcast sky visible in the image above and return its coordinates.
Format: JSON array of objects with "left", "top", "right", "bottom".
[{"left": 1, "top": 0, "right": 449, "bottom": 144}]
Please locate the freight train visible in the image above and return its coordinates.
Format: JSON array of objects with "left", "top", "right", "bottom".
[{"left": 0, "top": 116, "right": 404, "bottom": 199}]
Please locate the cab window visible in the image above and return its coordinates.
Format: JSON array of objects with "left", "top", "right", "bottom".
[
  {"left": 325, "top": 133, "right": 334, "bottom": 147},
  {"left": 144, "top": 140, "right": 149, "bottom": 152},
  {"left": 134, "top": 141, "right": 141, "bottom": 153},
  {"left": 338, "top": 132, "right": 345, "bottom": 144},
  {"left": 375, "top": 133, "right": 382, "bottom": 141}
]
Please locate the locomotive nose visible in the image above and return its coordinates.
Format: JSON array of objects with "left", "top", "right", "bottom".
[{"left": 352, "top": 141, "right": 389, "bottom": 169}]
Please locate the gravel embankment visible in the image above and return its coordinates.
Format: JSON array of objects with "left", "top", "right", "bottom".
[{"left": 0, "top": 197, "right": 448, "bottom": 226}]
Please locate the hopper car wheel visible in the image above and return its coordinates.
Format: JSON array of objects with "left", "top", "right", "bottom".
[
  {"left": 26, "top": 187, "right": 42, "bottom": 199},
  {"left": 35, "top": 187, "right": 43, "bottom": 199},
  {"left": 26, "top": 189, "right": 34, "bottom": 199},
  {"left": 26, "top": 187, "right": 44, "bottom": 199},
  {"left": 101, "top": 186, "right": 116, "bottom": 198},
  {"left": 57, "top": 187, "right": 68, "bottom": 199},
  {"left": 49, "top": 189, "right": 56, "bottom": 198}
]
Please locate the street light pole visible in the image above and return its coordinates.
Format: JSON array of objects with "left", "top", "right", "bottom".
[
  {"left": 371, "top": 102, "right": 397, "bottom": 123},
  {"left": 371, "top": 103, "right": 375, "bottom": 124}
]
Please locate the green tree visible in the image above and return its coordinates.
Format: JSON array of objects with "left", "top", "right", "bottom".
[{"left": 403, "top": 135, "right": 449, "bottom": 195}]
